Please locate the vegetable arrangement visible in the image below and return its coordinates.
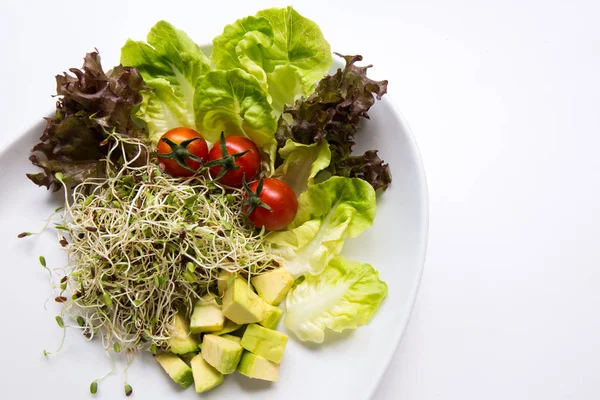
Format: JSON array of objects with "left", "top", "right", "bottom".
[{"left": 23, "top": 6, "right": 392, "bottom": 396}]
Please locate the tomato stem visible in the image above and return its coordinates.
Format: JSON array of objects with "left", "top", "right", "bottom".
[
  {"left": 242, "top": 176, "right": 273, "bottom": 217},
  {"left": 157, "top": 137, "right": 204, "bottom": 174},
  {"left": 204, "top": 132, "right": 250, "bottom": 181}
]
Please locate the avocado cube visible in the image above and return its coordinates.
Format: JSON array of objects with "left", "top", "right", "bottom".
[
  {"left": 250, "top": 268, "right": 294, "bottom": 305},
  {"left": 190, "top": 295, "right": 225, "bottom": 334},
  {"left": 212, "top": 319, "right": 242, "bottom": 336},
  {"left": 259, "top": 303, "right": 283, "bottom": 330},
  {"left": 222, "top": 278, "right": 266, "bottom": 324},
  {"left": 201, "top": 334, "right": 243, "bottom": 374},
  {"left": 218, "top": 270, "right": 235, "bottom": 296},
  {"left": 238, "top": 352, "right": 280, "bottom": 382},
  {"left": 240, "top": 324, "right": 288, "bottom": 364},
  {"left": 155, "top": 352, "right": 194, "bottom": 388},
  {"left": 190, "top": 353, "right": 224, "bottom": 393},
  {"left": 221, "top": 334, "right": 242, "bottom": 343},
  {"left": 168, "top": 312, "right": 200, "bottom": 354},
  {"left": 179, "top": 351, "right": 199, "bottom": 362}
]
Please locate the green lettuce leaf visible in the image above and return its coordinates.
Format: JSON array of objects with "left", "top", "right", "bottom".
[
  {"left": 285, "top": 256, "right": 388, "bottom": 343},
  {"left": 120, "top": 20, "right": 211, "bottom": 144},
  {"left": 275, "top": 53, "right": 391, "bottom": 191},
  {"left": 266, "top": 177, "right": 376, "bottom": 277},
  {"left": 266, "top": 65, "right": 315, "bottom": 117},
  {"left": 211, "top": 15, "right": 273, "bottom": 80},
  {"left": 27, "top": 52, "right": 148, "bottom": 191},
  {"left": 274, "top": 139, "right": 331, "bottom": 196},
  {"left": 211, "top": 6, "right": 331, "bottom": 116},
  {"left": 194, "top": 69, "right": 277, "bottom": 148},
  {"left": 255, "top": 7, "right": 332, "bottom": 84}
]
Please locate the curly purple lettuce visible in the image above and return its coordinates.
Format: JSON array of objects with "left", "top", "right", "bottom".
[
  {"left": 275, "top": 53, "right": 391, "bottom": 191},
  {"left": 27, "top": 52, "right": 149, "bottom": 191}
]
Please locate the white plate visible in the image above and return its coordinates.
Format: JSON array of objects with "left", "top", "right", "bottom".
[{"left": 0, "top": 59, "right": 428, "bottom": 399}]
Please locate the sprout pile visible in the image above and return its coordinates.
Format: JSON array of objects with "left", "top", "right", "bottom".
[{"left": 52, "top": 134, "right": 281, "bottom": 353}]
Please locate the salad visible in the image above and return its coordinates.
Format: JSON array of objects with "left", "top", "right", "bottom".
[{"left": 22, "top": 6, "right": 392, "bottom": 396}]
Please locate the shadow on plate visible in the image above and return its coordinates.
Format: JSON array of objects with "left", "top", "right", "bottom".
[
  {"left": 296, "top": 329, "right": 357, "bottom": 352},
  {"left": 232, "top": 372, "right": 275, "bottom": 393}
]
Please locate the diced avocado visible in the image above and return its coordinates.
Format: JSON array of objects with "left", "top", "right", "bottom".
[
  {"left": 156, "top": 352, "right": 194, "bottom": 389},
  {"left": 237, "top": 352, "right": 279, "bottom": 382},
  {"left": 190, "top": 353, "right": 224, "bottom": 393},
  {"left": 190, "top": 295, "right": 225, "bottom": 334},
  {"left": 222, "top": 278, "right": 266, "bottom": 324},
  {"left": 221, "top": 334, "right": 241, "bottom": 343},
  {"left": 217, "top": 270, "right": 235, "bottom": 296},
  {"left": 240, "top": 324, "right": 288, "bottom": 364},
  {"left": 212, "top": 319, "right": 242, "bottom": 336},
  {"left": 250, "top": 267, "right": 294, "bottom": 305},
  {"left": 201, "top": 334, "right": 243, "bottom": 374},
  {"left": 259, "top": 303, "right": 283, "bottom": 330},
  {"left": 168, "top": 312, "right": 200, "bottom": 354},
  {"left": 179, "top": 351, "right": 199, "bottom": 362}
]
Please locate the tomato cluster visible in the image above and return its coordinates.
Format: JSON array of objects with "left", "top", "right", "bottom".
[{"left": 156, "top": 128, "right": 297, "bottom": 231}]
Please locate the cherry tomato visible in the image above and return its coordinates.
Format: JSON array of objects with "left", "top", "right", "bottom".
[
  {"left": 206, "top": 135, "right": 261, "bottom": 187},
  {"left": 243, "top": 178, "right": 298, "bottom": 231},
  {"left": 156, "top": 128, "right": 208, "bottom": 177}
]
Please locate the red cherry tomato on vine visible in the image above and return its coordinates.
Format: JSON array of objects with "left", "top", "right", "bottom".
[
  {"left": 206, "top": 134, "right": 261, "bottom": 187},
  {"left": 243, "top": 178, "right": 298, "bottom": 231},
  {"left": 156, "top": 127, "right": 208, "bottom": 177}
]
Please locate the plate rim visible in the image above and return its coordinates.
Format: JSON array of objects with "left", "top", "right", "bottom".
[{"left": 365, "top": 95, "right": 429, "bottom": 398}]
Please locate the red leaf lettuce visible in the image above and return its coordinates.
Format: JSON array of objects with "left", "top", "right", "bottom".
[
  {"left": 275, "top": 53, "right": 392, "bottom": 191},
  {"left": 27, "top": 52, "right": 148, "bottom": 191}
]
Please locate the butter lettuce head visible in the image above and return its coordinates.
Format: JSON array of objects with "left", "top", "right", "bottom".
[
  {"left": 267, "top": 177, "right": 376, "bottom": 277},
  {"left": 255, "top": 6, "right": 331, "bottom": 81},
  {"left": 193, "top": 69, "right": 277, "bottom": 148},
  {"left": 120, "top": 21, "right": 212, "bottom": 144},
  {"left": 211, "top": 6, "right": 332, "bottom": 115},
  {"left": 285, "top": 256, "right": 388, "bottom": 343},
  {"left": 211, "top": 15, "right": 273, "bottom": 80},
  {"left": 274, "top": 139, "right": 331, "bottom": 197}
]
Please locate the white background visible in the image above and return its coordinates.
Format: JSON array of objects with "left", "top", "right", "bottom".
[{"left": 2, "top": 1, "right": 600, "bottom": 399}]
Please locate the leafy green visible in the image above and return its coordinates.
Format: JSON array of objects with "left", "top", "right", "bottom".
[
  {"left": 274, "top": 139, "right": 331, "bottom": 196},
  {"left": 27, "top": 52, "right": 148, "bottom": 191},
  {"left": 254, "top": 7, "right": 331, "bottom": 82},
  {"left": 285, "top": 256, "right": 388, "bottom": 343},
  {"left": 211, "top": 6, "right": 332, "bottom": 116},
  {"left": 120, "top": 21, "right": 212, "bottom": 144},
  {"left": 211, "top": 15, "right": 272, "bottom": 80},
  {"left": 266, "top": 65, "right": 316, "bottom": 118},
  {"left": 275, "top": 53, "right": 391, "bottom": 191},
  {"left": 194, "top": 68, "right": 277, "bottom": 150},
  {"left": 266, "top": 177, "right": 376, "bottom": 277}
]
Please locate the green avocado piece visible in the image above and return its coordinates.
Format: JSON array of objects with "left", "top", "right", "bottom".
[
  {"left": 222, "top": 278, "right": 266, "bottom": 324},
  {"left": 190, "top": 295, "right": 225, "bottom": 333},
  {"left": 237, "top": 352, "right": 280, "bottom": 382},
  {"left": 168, "top": 312, "right": 200, "bottom": 354},
  {"left": 218, "top": 270, "right": 235, "bottom": 296},
  {"left": 251, "top": 267, "right": 294, "bottom": 305},
  {"left": 221, "top": 334, "right": 241, "bottom": 343},
  {"left": 259, "top": 303, "right": 283, "bottom": 330},
  {"left": 190, "top": 353, "right": 224, "bottom": 393},
  {"left": 179, "top": 351, "right": 199, "bottom": 362},
  {"left": 156, "top": 352, "right": 194, "bottom": 389},
  {"left": 212, "top": 319, "right": 242, "bottom": 336},
  {"left": 240, "top": 324, "right": 288, "bottom": 364},
  {"left": 201, "top": 334, "right": 243, "bottom": 374}
]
